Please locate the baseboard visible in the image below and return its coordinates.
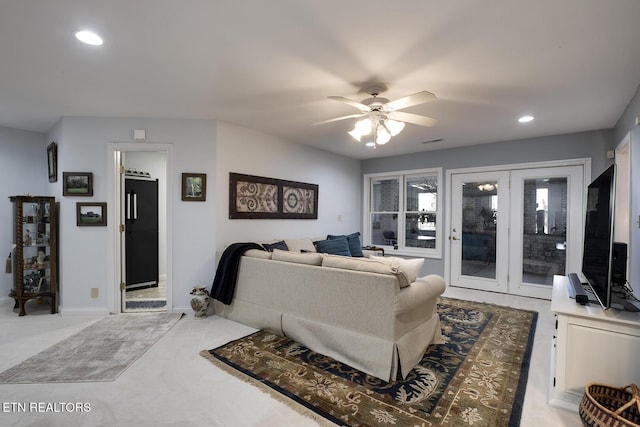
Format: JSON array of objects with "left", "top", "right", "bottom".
[
  {"left": 173, "top": 305, "right": 195, "bottom": 315},
  {"left": 58, "top": 306, "right": 110, "bottom": 317}
]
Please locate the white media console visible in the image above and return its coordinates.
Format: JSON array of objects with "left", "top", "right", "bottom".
[{"left": 549, "top": 275, "right": 640, "bottom": 410}]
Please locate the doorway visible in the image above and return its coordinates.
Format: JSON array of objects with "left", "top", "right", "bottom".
[
  {"left": 107, "top": 143, "right": 173, "bottom": 314},
  {"left": 614, "top": 133, "right": 631, "bottom": 284},
  {"left": 447, "top": 160, "right": 588, "bottom": 299},
  {"left": 121, "top": 151, "right": 166, "bottom": 311}
]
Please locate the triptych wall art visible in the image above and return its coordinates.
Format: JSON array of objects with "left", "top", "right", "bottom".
[{"left": 229, "top": 173, "right": 318, "bottom": 219}]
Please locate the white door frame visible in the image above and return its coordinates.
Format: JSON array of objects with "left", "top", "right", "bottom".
[
  {"left": 445, "top": 158, "right": 591, "bottom": 295},
  {"left": 106, "top": 142, "right": 174, "bottom": 314},
  {"left": 615, "top": 133, "right": 631, "bottom": 286}
]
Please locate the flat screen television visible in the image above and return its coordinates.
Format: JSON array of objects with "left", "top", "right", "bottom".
[{"left": 582, "top": 164, "right": 616, "bottom": 309}]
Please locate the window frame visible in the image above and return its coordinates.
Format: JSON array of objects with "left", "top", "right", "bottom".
[{"left": 363, "top": 167, "right": 443, "bottom": 258}]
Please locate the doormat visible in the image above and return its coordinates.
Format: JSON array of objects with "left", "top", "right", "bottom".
[{"left": 125, "top": 298, "right": 167, "bottom": 310}]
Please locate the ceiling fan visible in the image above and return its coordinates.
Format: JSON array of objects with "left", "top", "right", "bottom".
[{"left": 315, "top": 88, "right": 438, "bottom": 146}]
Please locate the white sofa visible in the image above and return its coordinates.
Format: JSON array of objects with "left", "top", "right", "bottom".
[{"left": 213, "top": 238, "right": 446, "bottom": 382}]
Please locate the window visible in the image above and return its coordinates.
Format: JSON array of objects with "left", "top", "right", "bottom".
[{"left": 364, "top": 168, "right": 442, "bottom": 258}]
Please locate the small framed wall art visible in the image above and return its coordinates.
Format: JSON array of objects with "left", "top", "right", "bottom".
[
  {"left": 76, "top": 202, "right": 107, "bottom": 226},
  {"left": 182, "top": 173, "right": 207, "bottom": 201},
  {"left": 63, "top": 172, "right": 93, "bottom": 196},
  {"left": 47, "top": 142, "right": 57, "bottom": 183}
]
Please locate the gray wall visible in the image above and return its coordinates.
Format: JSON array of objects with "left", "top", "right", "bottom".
[
  {"left": 362, "top": 130, "right": 611, "bottom": 176},
  {"left": 0, "top": 127, "right": 46, "bottom": 298},
  {"left": 45, "top": 117, "right": 217, "bottom": 313},
  {"left": 0, "top": 117, "right": 363, "bottom": 314},
  {"left": 362, "top": 129, "right": 613, "bottom": 277}
]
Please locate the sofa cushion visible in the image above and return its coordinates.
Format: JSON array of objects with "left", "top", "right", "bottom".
[
  {"left": 284, "top": 238, "right": 317, "bottom": 253},
  {"left": 322, "top": 254, "right": 408, "bottom": 286},
  {"left": 371, "top": 256, "right": 425, "bottom": 287},
  {"left": 263, "top": 240, "right": 288, "bottom": 252},
  {"left": 314, "top": 236, "right": 352, "bottom": 256},
  {"left": 272, "top": 249, "right": 323, "bottom": 266},
  {"left": 244, "top": 249, "right": 272, "bottom": 259},
  {"left": 328, "top": 232, "right": 364, "bottom": 257}
]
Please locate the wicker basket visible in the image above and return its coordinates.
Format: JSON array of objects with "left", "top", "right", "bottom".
[{"left": 579, "top": 383, "right": 640, "bottom": 426}]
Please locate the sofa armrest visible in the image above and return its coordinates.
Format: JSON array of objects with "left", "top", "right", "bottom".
[
  {"left": 394, "top": 274, "right": 446, "bottom": 320},
  {"left": 362, "top": 248, "right": 385, "bottom": 258}
]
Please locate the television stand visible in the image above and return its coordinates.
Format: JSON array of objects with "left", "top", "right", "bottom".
[{"left": 549, "top": 275, "right": 640, "bottom": 411}]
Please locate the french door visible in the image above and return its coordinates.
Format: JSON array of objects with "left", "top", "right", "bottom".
[
  {"left": 450, "top": 171, "right": 510, "bottom": 293},
  {"left": 508, "top": 166, "right": 584, "bottom": 298},
  {"left": 449, "top": 164, "right": 585, "bottom": 299}
]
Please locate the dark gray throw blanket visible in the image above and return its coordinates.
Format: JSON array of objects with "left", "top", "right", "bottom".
[{"left": 211, "top": 242, "right": 265, "bottom": 305}]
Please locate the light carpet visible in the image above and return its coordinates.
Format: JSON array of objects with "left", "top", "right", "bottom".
[
  {"left": 0, "top": 312, "right": 183, "bottom": 383},
  {"left": 201, "top": 297, "right": 537, "bottom": 426}
]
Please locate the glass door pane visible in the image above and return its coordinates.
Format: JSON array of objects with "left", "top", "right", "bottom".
[
  {"left": 521, "top": 178, "right": 567, "bottom": 285},
  {"left": 450, "top": 171, "right": 509, "bottom": 293},
  {"left": 461, "top": 180, "right": 498, "bottom": 279},
  {"left": 509, "top": 165, "right": 584, "bottom": 299}
]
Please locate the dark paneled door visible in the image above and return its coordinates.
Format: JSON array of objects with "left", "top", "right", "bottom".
[{"left": 125, "top": 178, "right": 159, "bottom": 290}]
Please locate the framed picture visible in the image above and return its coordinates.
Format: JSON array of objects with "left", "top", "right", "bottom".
[
  {"left": 63, "top": 172, "right": 93, "bottom": 196},
  {"left": 229, "top": 173, "right": 318, "bottom": 219},
  {"left": 76, "top": 202, "right": 107, "bottom": 226},
  {"left": 47, "top": 142, "right": 57, "bottom": 183},
  {"left": 182, "top": 173, "right": 206, "bottom": 201}
]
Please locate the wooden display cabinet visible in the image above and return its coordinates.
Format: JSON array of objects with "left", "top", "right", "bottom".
[{"left": 8, "top": 196, "right": 58, "bottom": 316}]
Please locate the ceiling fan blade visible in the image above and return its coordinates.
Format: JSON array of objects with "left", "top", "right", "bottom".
[
  {"left": 312, "top": 113, "right": 366, "bottom": 126},
  {"left": 328, "top": 96, "right": 371, "bottom": 112},
  {"left": 385, "top": 91, "right": 437, "bottom": 111},
  {"left": 387, "top": 111, "right": 438, "bottom": 127}
]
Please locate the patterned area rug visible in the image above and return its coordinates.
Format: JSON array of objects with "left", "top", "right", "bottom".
[
  {"left": 201, "top": 298, "right": 537, "bottom": 426},
  {"left": 0, "top": 312, "right": 183, "bottom": 383}
]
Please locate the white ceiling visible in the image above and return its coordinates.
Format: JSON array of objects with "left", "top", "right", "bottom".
[{"left": 1, "top": 1, "right": 640, "bottom": 160}]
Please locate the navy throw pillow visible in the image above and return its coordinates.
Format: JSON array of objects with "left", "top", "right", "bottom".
[
  {"left": 314, "top": 236, "right": 351, "bottom": 256},
  {"left": 328, "top": 232, "right": 363, "bottom": 257},
  {"left": 263, "top": 240, "right": 288, "bottom": 252}
]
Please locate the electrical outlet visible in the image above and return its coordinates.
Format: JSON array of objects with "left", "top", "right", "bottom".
[{"left": 91, "top": 288, "right": 99, "bottom": 298}]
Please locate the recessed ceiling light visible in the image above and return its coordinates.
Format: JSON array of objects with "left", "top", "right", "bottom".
[
  {"left": 75, "top": 30, "right": 103, "bottom": 46},
  {"left": 518, "top": 115, "right": 534, "bottom": 123}
]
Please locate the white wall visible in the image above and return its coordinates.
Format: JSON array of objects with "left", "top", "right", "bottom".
[
  {"left": 215, "top": 121, "right": 362, "bottom": 248},
  {"left": 40, "top": 117, "right": 362, "bottom": 314},
  {"left": 0, "top": 126, "right": 46, "bottom": 298},
  {"left": 46, "top": 117, "right": 217, "bottom": 313}
]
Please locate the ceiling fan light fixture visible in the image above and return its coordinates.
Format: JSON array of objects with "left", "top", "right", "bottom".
[
  {"left": 324, "top": 89, "right": 438, "bottom": 148},
  {"left": 348, "top": 129, "right": 364, "bottom": 142},
  {"left": 354, "top": 118, "right": 372, "bottom": 135},
  {"left": 384, "top": 119, "right": 405, "bottom": 136},
  {"left": 376, "top": 126, "right": 391, "bottom": 145}
]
